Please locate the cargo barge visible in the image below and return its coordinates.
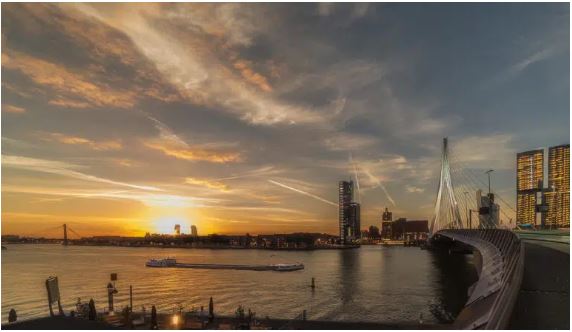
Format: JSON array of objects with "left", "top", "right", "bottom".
[{"left": 145, "top": 258, "right": 304, "bottom": 272}]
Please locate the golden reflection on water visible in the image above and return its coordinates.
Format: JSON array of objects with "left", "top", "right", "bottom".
[{"left": 1, "top": 244, "right": 472, "bottom": 324}]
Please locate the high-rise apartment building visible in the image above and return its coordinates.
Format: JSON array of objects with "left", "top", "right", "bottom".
[
  {"left": 545, "top": 144, "right": 570, "bottom": 228},
  {"left": 516, "top": 149, "right": 544, "bottom": 226}
]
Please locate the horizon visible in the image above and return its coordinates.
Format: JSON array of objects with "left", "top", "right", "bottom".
[{"left": 2, "top": 3, "right": 570, "bottom": 238}]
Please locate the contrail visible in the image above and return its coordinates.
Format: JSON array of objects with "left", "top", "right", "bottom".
[
  {"left": 363, "top": 168, "right": 397, "bottom": 207},
  {"left": 349, "top": 153, "right": 361, "bottom": 203},
  {"left": 268, "top": 180, "right": 337, "bottom": 207}
]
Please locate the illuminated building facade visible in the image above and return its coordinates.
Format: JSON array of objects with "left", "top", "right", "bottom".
[
  {"left": 545, "top": 144, "right": 570, "bottom": 228},
  {"left": 516, "top": 149, "right": 544, "bottom": 226}
]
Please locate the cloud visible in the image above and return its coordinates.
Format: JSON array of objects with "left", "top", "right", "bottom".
[
  {"left": 3, "top": 51, "right": 138, "bottom": 109},
  {"left": 185, "top": 177, "right": 229, "bottom": 191},
  {"left": 323, "top": 133, "right": 378, "bottom": 151},
  {"left": 450, "top": 134, "right": 515, "bottom": 170},
  {"left": 406, "top": 186, "right": 425, "bottom": 193},
  {"left": 145, "top": 142, "right": 242, "bottom": 163},
  {"left": 511, "top": 47, "right": 555, "bottom": 74},
  {"left": 43, "top": 133, "right": 122, "bottom": 151},
  {"left": 72, "top": 4, "right": 329, "bottom": 126},
  {"left": 233, "top": 60, "right": 272, "bottom": 92},
  {"left": 2, "top": 104, "right": 26, "bottom": 114},
  {"left": 144, "top": 115, "right": 242, "bottom": 163},
  {"left": 2, "top": 155, "right": 160, "bottom": 191}
]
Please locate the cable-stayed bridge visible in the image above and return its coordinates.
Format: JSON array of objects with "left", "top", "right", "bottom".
[{"left": 428, "top": 138, "right": 524, "bottom": 329}]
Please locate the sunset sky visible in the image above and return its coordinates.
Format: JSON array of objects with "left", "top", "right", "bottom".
[{"left": 2, "top": 3, "right": 569, "bottom": 237}]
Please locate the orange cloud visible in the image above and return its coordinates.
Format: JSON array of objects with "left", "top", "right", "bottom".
[
  {"left": 185, "top": 177, "right": 229, "bottom": 191},
  {"left": 233, "top": 60, "right": 272, "bottom": 92},
  {"left": 45, "top": 133, "right": 123, "bottom": 151},
  {"left": 145, "top": 141, "right": 241, "bottom": 163},
  {"left": 2, "top": 104, "right": 26, "bottom": 113},
  {"left": 3, "top": 51, "right": 137, "bottom": 109}
]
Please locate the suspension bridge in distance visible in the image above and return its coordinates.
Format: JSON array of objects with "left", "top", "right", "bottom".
[{"left": 428, "top": 138, "right": 568, "bottom": 329}]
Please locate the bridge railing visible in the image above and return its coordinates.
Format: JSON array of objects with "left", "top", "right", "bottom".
[{"left": 435, "top": 229, "right": 524, "bottom": 329}]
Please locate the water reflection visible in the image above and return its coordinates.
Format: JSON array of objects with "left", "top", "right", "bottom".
[
  {"left": 428, "top": 250, "right": 478, "bottom": 323},
  {"left": 338, "top": 249, "right": 360, "bottom": 305}
]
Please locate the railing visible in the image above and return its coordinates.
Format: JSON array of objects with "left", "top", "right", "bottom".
[{"left": 434, "top": 229, "right": 524, "bottom": 329}]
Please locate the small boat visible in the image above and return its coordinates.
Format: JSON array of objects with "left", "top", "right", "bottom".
[{"left": 146, "top": 258, "right": 177, "bottom": 267}]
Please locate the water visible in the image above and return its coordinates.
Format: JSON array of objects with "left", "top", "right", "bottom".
[{"left": 1, "top": 244, "right": 477, "bottom": 324}]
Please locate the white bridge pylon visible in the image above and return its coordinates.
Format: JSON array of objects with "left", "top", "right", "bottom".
[{"left": 430, "top": 137, "right": 463, "bottom": 235}]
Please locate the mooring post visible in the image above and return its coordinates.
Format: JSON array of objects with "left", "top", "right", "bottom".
[{"left": 129, "top": 285, "right": 133, "bottom": 312}]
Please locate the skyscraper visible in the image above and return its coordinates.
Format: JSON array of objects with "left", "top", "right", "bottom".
[
  {"left": 516, "top": 149, "right": 544, "bottom": 226},
  {"left": 348, "top": 202, "right": 361, "bottom": 240},
  {"left": 338, "top": 180, "right": 354, "bottom": 244},
  {"left": 545, "top": 144, "right": 570, "bottom": 228},
  {"left": 191, "top": 225, "right": 198, "bottom": 237},
  {"left": 174, "top": 224, "right": 181, "bottom": 236}
]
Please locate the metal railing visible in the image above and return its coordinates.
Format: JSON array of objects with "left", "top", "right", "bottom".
[{"left": 435, "top": 229, "right": 524, "bottom": 329}]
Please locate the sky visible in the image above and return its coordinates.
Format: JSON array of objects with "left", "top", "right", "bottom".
[{"left": 1, "top": 3, "right": 569, "bottom": 237}]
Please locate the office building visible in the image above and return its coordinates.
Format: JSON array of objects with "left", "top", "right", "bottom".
[
  {"left": 545, "top": 144, "right": 570, "bottom": 228},
  {"left": 338, "top": 180, "right": 356, "bottom": 244},
  {"left": 190, "top": 225, "right": 198, "bottom": 237},
  {"left": 347, "top": 202, "right": 361, "bottom": 240},
  {"left": 174, "top": 224, "right": 181, "bottom": 236},
  {"left": 516, "top": 149, "right": 544, "bottom": 226},
  {"left": 476, "top": 189, "right": 500, "bottom": 227},
  {"left": 387, "top": 218, "right": 428, "bottom": 240},
  {"left": 381, "top": 207, "right": 393, "bottom": 238}
]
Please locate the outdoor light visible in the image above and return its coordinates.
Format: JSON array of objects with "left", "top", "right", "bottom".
[{"left": 172, "top": 314, "right": 180, "bottom": 326}]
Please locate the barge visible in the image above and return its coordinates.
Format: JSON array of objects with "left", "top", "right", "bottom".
[{"left": 146, "top": 258, "right": 304, "bottom": 272}]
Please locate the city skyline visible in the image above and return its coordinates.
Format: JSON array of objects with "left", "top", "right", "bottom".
[{"left": 2, "top": 3, "right": 570, "bottom": 237}]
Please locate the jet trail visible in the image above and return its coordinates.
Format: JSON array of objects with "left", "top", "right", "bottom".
[
  {"left": 268, "top": 180, "right": 337, "bottom": 207},
  {"left": 363, "top": 168, "right": 397, "bottom": 207},
  {"left": 349, "top": 153, "right": 361, "bottom": 203}
]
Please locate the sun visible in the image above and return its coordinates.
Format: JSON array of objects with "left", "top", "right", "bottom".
[{"left": 152, "top": 216, "right": 190, "bottom": 235}]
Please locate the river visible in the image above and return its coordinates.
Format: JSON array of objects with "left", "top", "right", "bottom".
[{"left": 1, "top": 244, "right": 477, "bottom": 324}]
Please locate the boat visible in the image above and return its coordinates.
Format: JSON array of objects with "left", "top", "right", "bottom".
[
  {"left": 270, "top": 263, "right": 304, "bottom": 271},
  {"left": 146, "top": 258, "right": 177, "bottom": 267},
  {"left": 145, "top": 258, "right": 304, "bottom": 272}
]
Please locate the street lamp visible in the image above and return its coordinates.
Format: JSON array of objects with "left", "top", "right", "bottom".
[{"left": 485, "top": 169, "right": 494, "bottom": 194}]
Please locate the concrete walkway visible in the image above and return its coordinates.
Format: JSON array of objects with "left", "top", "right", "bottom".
[{"left": 508, "top": 241, "right": 570, "bottom": 329}]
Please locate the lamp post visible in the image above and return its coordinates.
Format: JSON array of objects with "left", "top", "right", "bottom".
[{"left": 485, "top": 169, "right": 494, "bottom": 194}]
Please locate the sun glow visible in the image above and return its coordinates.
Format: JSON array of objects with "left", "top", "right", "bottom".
[{"left": 153, "top": 216, "right": 189, "bottom": 235}]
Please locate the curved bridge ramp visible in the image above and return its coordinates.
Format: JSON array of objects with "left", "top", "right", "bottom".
[{"left": 433, "top": 229, "right": 524, "bottom": 329}]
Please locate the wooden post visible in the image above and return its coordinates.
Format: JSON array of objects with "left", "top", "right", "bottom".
[
  {"left": 129, "top": 285, "right": 133, "bottom": 312},
  {"left": 107, "top": 282, "right": 115, "bottom": 312}
]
